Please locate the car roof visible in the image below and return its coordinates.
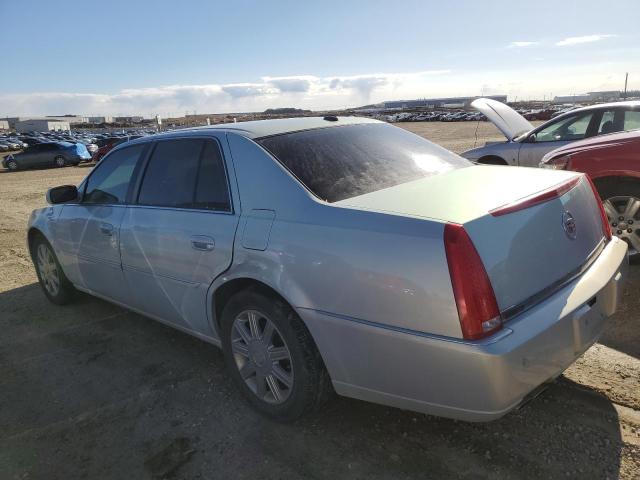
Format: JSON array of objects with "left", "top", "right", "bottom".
[
  {"left": 563, "top": 100, "right": 640, "bottom": 116},
  {"left": 131, "top": 116, "right": 382, "bottom": 142}
]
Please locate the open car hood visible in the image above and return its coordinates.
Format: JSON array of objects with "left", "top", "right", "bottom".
[{"left": 471, "top": 98, "right": 533, "bottom": 141}]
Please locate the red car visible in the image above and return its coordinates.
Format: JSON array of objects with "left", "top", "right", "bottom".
[
  {"left": 92, "top": 135, "right": 142, "bottom": 162},
  {"left": 541, "top": 129, "right": 640, "bottom": 256}
]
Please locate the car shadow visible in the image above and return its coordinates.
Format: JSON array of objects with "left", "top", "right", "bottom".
[
  {"left": 0, "top": 283, "right": 627, "bottom": 479},
  {"left": 598, "top": 263, "right": 640, "bottom": 359}
]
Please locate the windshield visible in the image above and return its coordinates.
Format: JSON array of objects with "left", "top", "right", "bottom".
[{"left": 258, "top": 123, "right": 470, "bottom": 203}]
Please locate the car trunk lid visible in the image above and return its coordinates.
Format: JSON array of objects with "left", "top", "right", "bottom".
[
  {"left": 471, "top": 98, "right": 534, "bottom": 141},
  {"left": 338, "top": 166, "right": 606, "bottom": 316}
]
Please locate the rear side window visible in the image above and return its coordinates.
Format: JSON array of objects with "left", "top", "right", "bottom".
[
  {"left": 257, "top": 123, "right": 469, "bottom": 202},
  {"left": 624, "top": 110, "right": 640, "bottom": 131},
  {"left": 137, "top": 139, "right": 230, "bottom": 211},
  {"left": 84, "top": 145, "right": 144, "bottom": 204}
]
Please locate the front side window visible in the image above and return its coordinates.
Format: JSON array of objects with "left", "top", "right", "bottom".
[
  {"left": 137, "top": 138, "right": 230, "bottom": 211},
  {"left": 258, "top": 123, "right": 470, "bottom": 203},
  {"left": 83, "top": 145, "right": 144, "bottom": 204},
  {"left": 535, "top": 113, "right": 594, "bottom": 143}
]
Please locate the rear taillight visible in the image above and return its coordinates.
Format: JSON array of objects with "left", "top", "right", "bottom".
[
  {"left": 444, "top": 223, "right": 502, "bottom": 340},
  {"left": 490, "top": 176, "right": 581, "bottom": 217},
  {"left": 585, "top": 175, "right": 613, "bottom": 241}
]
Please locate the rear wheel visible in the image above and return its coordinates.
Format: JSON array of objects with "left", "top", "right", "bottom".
[
  {"left": 32, "top": 236, "right": 76, "bottom": 304},
  {"left": 597, "top": 179, "right": 640, "bottom": 260},
  {"left": 54, "top": 155, "right": 66, "bottom": 167},
  {"left": 220, "top": 289, "right": 331, "bottom": 421}
]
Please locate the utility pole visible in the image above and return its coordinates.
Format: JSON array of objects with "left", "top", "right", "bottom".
[{"left": 624, "top": 72, "right": 628, "bottom": 99}]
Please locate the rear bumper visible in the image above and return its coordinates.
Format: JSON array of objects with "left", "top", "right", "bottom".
[{"left": 300, "top": 236, "right": 628, "bottom": 421}]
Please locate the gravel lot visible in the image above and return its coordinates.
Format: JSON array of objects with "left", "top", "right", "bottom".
[{"left": 1, "top": 122, "right": 638, "bottom": 479}]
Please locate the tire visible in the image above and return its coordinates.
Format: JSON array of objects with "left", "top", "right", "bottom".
[
  {"left": 6, "top": 158, "right": 18, "bottom": 171},
  {"left": 220, "top": 288, "right": 331, "bottom": 421},
  {"left": 596, "top": 178, "right": 640, "bottom": 263},
  {"left": 32, "top": 235, "right": 76, "bottom": 304},
  {"left": 54, "top": 155, "right": 66, "bottom": 167}
]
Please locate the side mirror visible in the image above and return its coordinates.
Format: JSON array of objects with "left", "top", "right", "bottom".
[
  {"left": 527, "top": 133, "right": 537, "bottom": 143},
  {"left": 46, "top": 185, "right": 78, "bottom": 204}
]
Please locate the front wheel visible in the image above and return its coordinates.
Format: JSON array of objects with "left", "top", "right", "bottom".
[
  {"left": 54, "top": 155, "right": 66, "bottom": 167},
  {"left": 32, "top": 236, "right": 76, "bottom": 304},
  {"left": 221, "top": 289, "right": 331, "bottom": 421},
  {"left": 5, "top": 158, "right": 18, "bottom": 171}
]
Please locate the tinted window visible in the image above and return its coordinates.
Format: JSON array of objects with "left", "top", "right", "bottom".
[
  {"left": 258, "top": 123, "right": 469, "bottom": 202},
  {"left": 138, "top": 139, "right": 230, "bottom": 211},
  {"left": 535, "top": 113, "right": 594, "bottom": 142},
  {"left": 597, "top": 110, "right": 617, "bottom": 134},
  {"left": 84, "top": 145, "right": 144, "bottom": 204}
]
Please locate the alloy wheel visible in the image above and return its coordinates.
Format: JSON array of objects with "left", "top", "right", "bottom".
[
  {"left": 55, "top": 156, "right": 65, "bottom": 167},
  {"left": 231, "top": 309, "right": 293, "bottom": 404},
  {"left": 604, "top": 195, "right": 640, "bottom": 256},
  {"left": 37, "top": 243, "right": 60, "bottom": 296},
  {"left": 7, "top": 159, "right": 17, "bottom": 170}
]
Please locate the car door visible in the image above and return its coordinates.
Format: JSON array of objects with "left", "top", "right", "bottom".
[
  {"left": 54, "top": 144, "right": 147, "bottom": 303},
  {"left": 518, "top": 112, "right": 598, "bottom": 167},
  {"left": 18, "top": 144, "right": 44, "bottom": 167},
  {"left": 119, "top": 136, "right": 238, "bottom": 334},
  {"left": 40, "top": 143, "right": 62, "bottom": 166}
]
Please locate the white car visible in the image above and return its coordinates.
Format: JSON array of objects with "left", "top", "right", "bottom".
[{"left": 461, "top": 99, "right": 640, "bottom": 167}]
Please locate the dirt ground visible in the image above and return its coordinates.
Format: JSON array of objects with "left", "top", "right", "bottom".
[{"left": 1, "top": 123, "right": 638, "bottom": 480}]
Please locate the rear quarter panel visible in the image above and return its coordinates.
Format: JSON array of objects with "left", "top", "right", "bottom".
[{"left": 218, "top": 133, "right": 462, "bottom": 338}]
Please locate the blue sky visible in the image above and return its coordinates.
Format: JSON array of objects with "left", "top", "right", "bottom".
[{"left": 1, "top": 0, "right": 639, "bottom": 116}]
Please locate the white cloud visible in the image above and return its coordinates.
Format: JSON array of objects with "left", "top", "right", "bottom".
[
  {"left": 0, "top": 70, "right": 452, "bottom": 116},
  {"left": 556, "top": 34, "right": 616, "bottom": 46},
  {"left": 508, "top": 41, "right": 539, "bottom": 48}
]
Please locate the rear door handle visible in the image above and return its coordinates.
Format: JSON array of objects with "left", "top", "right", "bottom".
[
  {"left": 99, "top": 222, "right": 114, "bottom": 236},
  {"left": 190, "top": 235, "right": 215, "bottom": 251}
]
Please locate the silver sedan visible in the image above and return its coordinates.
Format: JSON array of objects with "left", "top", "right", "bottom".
[{"left": 27, "top": 117, "right": 627, "bottom": 421}]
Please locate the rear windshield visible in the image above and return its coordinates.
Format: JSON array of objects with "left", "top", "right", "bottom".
[{"left": 257, "top": 123, "right": 470, "bottom": 202}]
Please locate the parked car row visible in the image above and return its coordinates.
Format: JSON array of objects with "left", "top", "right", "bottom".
[
  {"left": 28, "top": 116, "right": 627, "bottom": 422},
  {"left": 0, "top": 136, "right": 28, "bottom": 151},
  {"left": 384, "top": 111, "right": 487, "bottom": 122},
  {"left": 1, "top": 129, "right": 154, "bottom": 171}
]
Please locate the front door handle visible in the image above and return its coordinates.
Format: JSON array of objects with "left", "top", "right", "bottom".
[
  {"left": 99, "top": 222, "right": 114, "bottom": 236},
  {"left": 190, "top": 235, "right": 215, "bottom": 251}
]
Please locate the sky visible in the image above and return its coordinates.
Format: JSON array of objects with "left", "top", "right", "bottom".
[{"left": 1, "top": 0, "right": 639, "bottom": 117}]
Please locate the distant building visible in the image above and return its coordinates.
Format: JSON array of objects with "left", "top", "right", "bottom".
[
  {"left": 14, "top": 119, "right": 70, "bottom": 133},
  {"left": 114, "top": 116, "right": 144, "bottom": 123},
  {"left": 4, "top": 116, "right": 86, "bottom": 128},
  {"left": 553, "top": 91, "right": 621, "bottom": 104},
  {"left": 382, "top": 95, "right": 507, "bottom": 110},
  {"left": 87, "top": 116, "right": 114, "bottom": 124},
  {"left": 0, "top": 120, "right": 9, "bottom": 130},
  {"left": 45, "top": 115, "right": 89, "bottom": 124}
]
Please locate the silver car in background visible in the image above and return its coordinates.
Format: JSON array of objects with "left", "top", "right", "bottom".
[
  {"left": 461, "top": 98, "right": 640, "bottom": 167},
  {"left": 27, "top": 117, "right": 627, "bottom": 421}
]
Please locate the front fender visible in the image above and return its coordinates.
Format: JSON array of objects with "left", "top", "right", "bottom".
[{"left": 27, "top": 206, "right": 62, "bottom": 256}]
